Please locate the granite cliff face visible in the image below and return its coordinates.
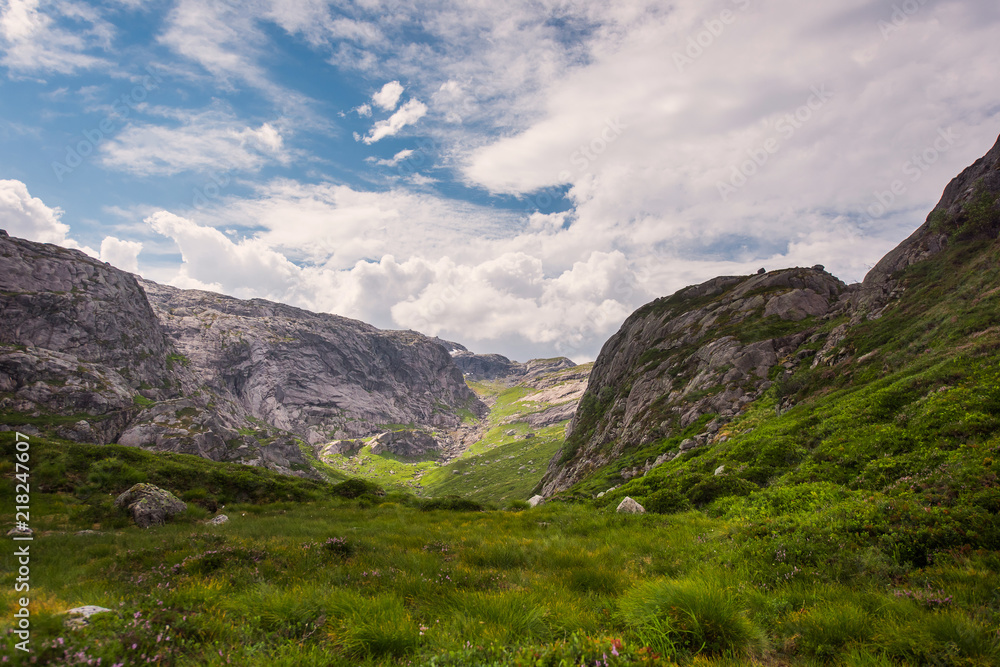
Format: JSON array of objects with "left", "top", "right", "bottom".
[
  {"left": 540, "top": 134, "right": 1000, "bottom": 497},
  {"left": 141, "top": 281, "right": 482, "bottom": 444},
  {"left": 0, "top": 231, "right": 484, "bottom": 475}
]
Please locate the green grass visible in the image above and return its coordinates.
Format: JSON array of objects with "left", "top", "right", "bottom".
[
  {"left": 421, "top": 423, "right": 565, "bottom": 503},
  {"left": 1, "top": 488, "right": 997, "bottom": 666}
]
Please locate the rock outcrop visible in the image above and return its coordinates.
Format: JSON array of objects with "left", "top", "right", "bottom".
[
  {"left": 540, "top": 267, "right": 847, "bottom": 495},
  {"left": 114, "top": 483, "right": 187, "bottom": 528}
]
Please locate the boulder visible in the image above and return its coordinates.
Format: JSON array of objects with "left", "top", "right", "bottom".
[
  {"left": 114, "top": 483, "right": 187, "bottom": 528},
  {"left": 616, "top": 497, "right": 645, "bottom": 514},
  {"left": 7, "top": 526, "right": 32, "bottom": 537},
  {"left": 207, "top": 514, "right": 229, "bottom": 525},
  {"left": 527, "top": 494, "right": 545, "bottom": 507},
  {"left": 65, "top": 605, "right": 114, "bottom": 630},
  {"left": 714, "top": 465, "right": 726, "bottom": 476}
]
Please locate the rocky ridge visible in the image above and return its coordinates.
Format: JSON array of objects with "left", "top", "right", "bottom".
[
  {"left": 539, "top": 133, "right": 1000, "bottom": 497},
  {"left": 0, "top": 232, "right": 485, "bottom": 476}
]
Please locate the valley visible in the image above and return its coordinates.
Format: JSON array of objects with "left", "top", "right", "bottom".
[{"left": 3, "top": 136, "right": 1000, "bottom": 665}]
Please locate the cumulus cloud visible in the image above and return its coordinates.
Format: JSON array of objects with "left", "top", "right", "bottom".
[
  {"left": 145, "top": 210, "right": 300, "bottom": 298},
  {"left": 363, "top": 99, "right": 428, "bottom": 144},
  {"left": 0, "top": 179, "right": 71, "bottom": 243},
  {"left": 372, "top": 80, "right": 404, "bottom": 111},
  {"left": 99, "top": 236, "right": 143, "bottom": 273}
]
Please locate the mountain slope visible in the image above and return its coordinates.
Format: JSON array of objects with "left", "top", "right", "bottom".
[
  {"left": 0, "top": 232, "right": 484, "bottom": 475},
  {"left": 539, "top": 135, "right": 1000, "bottom": 563}
]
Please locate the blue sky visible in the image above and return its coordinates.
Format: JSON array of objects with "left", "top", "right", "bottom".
[{"left": 2, "top": 0, "right": 999, "bottom": 362}]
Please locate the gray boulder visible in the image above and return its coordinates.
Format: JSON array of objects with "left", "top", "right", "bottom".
[
  {"left": 114, "top": 483, "right": 187, "bottom": 528},
  {"left": 207, "top": 514, "right": 229, "bottom": 525},
  {"left": 527, "top": 494, "right": 545, "bottom": 507},
  {"left": 65, "top": 605, "right": 114, "bottom": 630},
  {"left": 616, "top": 497, "right": 645, "bottom": 514}
]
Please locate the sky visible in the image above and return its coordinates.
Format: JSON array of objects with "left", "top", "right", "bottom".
[{"left": 1, "top": 0, "right": 999, "bottom": 363}]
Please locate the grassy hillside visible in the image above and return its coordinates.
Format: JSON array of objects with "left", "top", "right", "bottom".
[{"left": 560, "top": 237, "right": 1000, "bottom": 574}]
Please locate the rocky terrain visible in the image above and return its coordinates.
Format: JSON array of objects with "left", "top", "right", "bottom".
[
  {"left": 436, "top": 338, "right": 577, "bottom": 382},
  {"left": 540, "top": 133, "right": 1000, "bottom": 497},
  {"left": 0, "top": 232, "right": 484, "bottom": 475}
]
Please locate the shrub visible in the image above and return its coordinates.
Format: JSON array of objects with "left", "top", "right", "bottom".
[
  {"left": 419, "top": 495, "right": 486, "bottom": 512},
  {"left": 686, "top": 475, "right": 759, "bottom": 507},
  {"left": 331, "top": 477, "right": 385, "bottom": 499},
  {"left": 643, "top": 488, "right": 692, "bottom": 514}
]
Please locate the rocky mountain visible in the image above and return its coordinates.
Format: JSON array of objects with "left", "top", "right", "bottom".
[
  {"left": 0, "top": 232, "right": 484, "bottom": 475},
  {"left": 540, "top": 133, "right": 1000, "bottom": 497},
  {"left": 435, "top": 338, "right": 576, "bottom": 382}
]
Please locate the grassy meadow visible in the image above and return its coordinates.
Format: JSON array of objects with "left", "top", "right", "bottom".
[{"left": 1, "top": 436, "right": 998, "bottom": 666}]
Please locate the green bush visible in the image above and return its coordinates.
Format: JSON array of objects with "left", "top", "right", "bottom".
[
  {"left": 643, "top": 488, "right": 692, "bottom": 514},
  {"left": 331, "top": 477, "right": 386, "bottom": 499},
  {"left": 419, "top": 495, "right": 486, "bottom": 512},
  {"left": 687, "top": 475, "right": 759, "bottom": 507}
]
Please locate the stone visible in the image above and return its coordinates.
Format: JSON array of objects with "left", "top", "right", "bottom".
[
  {"left": 714, "top": 465, "right": 725, "bottom": 476},
  {"left": 75, "top": 530, "right": 100, "bottom": 536},
  {"left": 7, "top": 526, "right": 32, "bottom": 537},
  {"left": 207, "top": 514, "right": 229, "bottom": 525},
  {"left": 65, "top": 605, "right": 114, "bottom": 630},
  {"left": 114, "top": 483, "right": 187, "bottom": 528},
  {"left": 616, "top": 497, "right": 645, "bottom": 514},
  {"left": 527, "top": 494, "right": 545, "bottom": 507},
  {"left": 679, "top": 438, "right": 697, "bottom": 451},
  {"left": 505, "top": 429, "right": 516, "bottom": 436}
]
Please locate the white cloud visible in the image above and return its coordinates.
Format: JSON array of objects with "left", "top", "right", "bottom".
[
  {"left": 354, "top": 103, "right": 371, "bottom": 117},
  {"left": 363, "top": 99, "right": 427, "bottom": 144},
  {"left": 145, "top": 210, "right": 300, "bottom": 298},
  {"left": 0, "top": 178, "right": 71, "bottom": 243},
  {"left": 99, "top": 235, "right": 142, "bottom": 273},
  {"left": 372, "top": 80, "right": 403, "bottom": 111},
  {"left": 367, "top": 149, "right": 414, "bottom": 167},
  {"left": 0, "top": 0, "right": 111, "bottom": 74},
  {"left": 99, "top": 107, "right": 290, "bottom": 176},
  {"left": 0, "top": 179, "right": 98, "bottom": 256}
]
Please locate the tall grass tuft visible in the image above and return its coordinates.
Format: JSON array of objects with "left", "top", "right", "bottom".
[{"left": 619, "top": 576, "right": 761, "bottom": 658}]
